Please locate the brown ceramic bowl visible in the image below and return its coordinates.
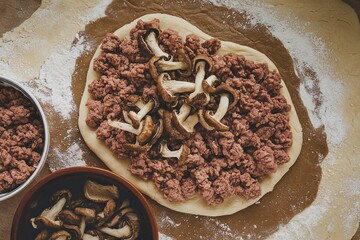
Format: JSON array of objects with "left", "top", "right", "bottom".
[{"left": 11, "top": 166, "right": 158, "bottom": 240}]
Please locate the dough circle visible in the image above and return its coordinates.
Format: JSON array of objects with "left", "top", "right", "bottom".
[{"left": 78, "top": 13, "right": 303, "bottom": 216}]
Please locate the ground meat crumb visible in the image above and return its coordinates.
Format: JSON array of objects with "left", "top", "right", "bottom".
[
  {"left": 0, "top": 86, "right": 44, "bottom": 193},
  {"left": 87, "top": 18, "right": 293, "bottom": 205}
]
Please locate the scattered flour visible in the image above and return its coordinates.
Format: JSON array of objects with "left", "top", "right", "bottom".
[{"left": 0, "top": 0, "right": 357, "bottom": 239}]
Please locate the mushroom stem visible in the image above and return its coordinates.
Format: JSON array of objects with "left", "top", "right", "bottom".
[
  {"left": 108, "top": 120, "right": 143, "bottom": 134},
  {"left": 163, "top": 80, "right": 195, "bottom": 93},
  {"left": 146, "top": 31, "right": 169, "bottom": 58},
  {"left": 159, "top": 143, "right": 189, "bottom": 165},
  {"left": 188, "top": 61, "right": 206, "bottom": 100},
  {"left": 157, "top": 59, "right": 188, "bottom": 71},
  {"left": 213, "top": 93, "right": 229, "bottom": 120},
  {"left": 177, "top": 103, "right": 192, "bottom": 122}
]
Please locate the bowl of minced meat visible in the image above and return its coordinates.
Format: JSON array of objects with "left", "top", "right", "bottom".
[{"left": 0, "top": 77, "right": 50, "bottom": 201}]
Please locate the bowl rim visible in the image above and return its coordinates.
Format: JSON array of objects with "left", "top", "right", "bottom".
[
  {"left": 10, "top": 166, "right": 159, "bottom": 240},
  {"left": 0, "top": 76, "right": 50, "bottom": 201}
]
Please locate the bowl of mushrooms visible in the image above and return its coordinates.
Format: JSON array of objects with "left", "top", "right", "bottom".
[{"left": 11, "top": 167, "right": 158, "bottom": 240}]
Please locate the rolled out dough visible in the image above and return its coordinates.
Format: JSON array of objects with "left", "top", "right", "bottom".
[{"left": 78, "top": 13, "right": 303, "bottom": 216}]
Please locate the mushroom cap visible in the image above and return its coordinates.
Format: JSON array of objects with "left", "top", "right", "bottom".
[
  {"left": 137, "top": 115, "right": 156, "bottom": 145},
  {"left": 204, "top": 110, "right": 230, "bottom": 131},
  {"left": 149, "top": 56, "right": 161, "bottom": 80},
  {"left": 202, "top": 75, "right": 219, "bottom": 94},
  {"left": 138, "top": 27, "right": 161, "bottom": 55},
  {"left": 198, "top": 109, "right": 214, "bottom": 131},
  {"left": 178, "top": 144, "right": 190, "bottom": 166},
  {"left": 50, "top": 189, "right": 72, "bottom": 205},
  {"left": 58, "top": 210, "right": 81, "bottom": 225},
  {"left": 84, "top": 180, "right": 119, "bottom": 203},
  {"left": 157, "top": 73, "right": 178, "bottom": 102},
  {"left": 74, "top": 207, "right": 96, "bottom": 223},
  {"left": 192, "top": 54, "right": 213, "bottom": 73},
  {"left": 149, "top": 119, "right": 164, "bottom": 145},
  {"left": 123, "top": 142, "right": 151, "bottom": 152},
  {"left": 171, "top": 110, "right": 199, "bottom": 138},
  {"left": 94, "top": 199, "right": 117, "bottom": 227},
  {"left": 35, "top": 230, "right": 50, "bottom": 240},
  {"left": 48, "top": 230, "right": 71, "bottom": 240},
  {"left": 177, "top": 48, "right": 192, "bottom": 77},
  {"left": 187, "top": 92, "right": 208, "bottom": 109},
  {"left": 214, "top": 84, "right": 239, "bottom": 110},
  {"left": 31, "top": 216, "right": 63, "bottom": 229},
  {"left": 63, "top": 224, "right": 82, "bottom": 240}
]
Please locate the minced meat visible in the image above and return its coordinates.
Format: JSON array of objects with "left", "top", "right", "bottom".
[
  {"left": 87, "top": 18, "right": 293, "bottom": 205},
  {"left": 0, "top": 86, "right": 44, "bottom": 193}
]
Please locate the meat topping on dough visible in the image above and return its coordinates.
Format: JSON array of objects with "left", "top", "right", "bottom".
[
  {"left": 0, "top": 86, "right": 44, "bottom": 193},
  {"left": 86, "top": 18, "right": 292, "bottom": 205}
]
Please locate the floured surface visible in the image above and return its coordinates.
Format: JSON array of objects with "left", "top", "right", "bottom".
[
  {"left": 0, "top": 0, "right": 359, "bottom": 239},
  {"left": 78, "top": 13, "right": 303, "bottom": 216}
]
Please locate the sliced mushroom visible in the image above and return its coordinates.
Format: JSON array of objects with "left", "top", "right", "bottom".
[
  {"left": 108, "top": 115, "right": 156, "bottom": 147},
  {"left": 149, "top": 48, "right": 191, "bottom": 80},
  {"left": 99, "top": 223, "right": 132, "bottom": 239},
  {"left": 83, "top": 230, "right": 105, "bottom": 240},
  {"left": 149, "top": 119, "right": 163, "bottom": 145},
  {"left": 172, "top": 103, "right": 199, "bottom": 137},
  {"left": 198, "top": 108, "right": 215, "bottom": 131},
  {"left": 202, "top": 75, "right": 219, "bottom": 94},
  {"left": 159, "top": 109, "right": 185, "bottom": 140},
  {"left": 124, "top": 95, "right": 146, "bottom": 109},
  {"left": 138, "top": 25, "right": 169, "bottom": 58},
  {"left": 128, "top": 96, "right": 157, "bottom": 129},
  {"left": 84, "top": 180, "right": 119, "bottom": 203},
  {"left": 187, "top": 55, "right": 213, "bottom": 107},
  {"left": 74, "top": 207, "right": 96, "bottom": 223},
  {"left": 48, "top": 230, "right": 71, "bottom": 240},
  {"left": 99, "top": 209, "right": 139, "bottom": 239},
  {"left": 63, "top": 224, "right": 82, "bottom": 240},
  {"left": 159, "top": 143, "right": 189, "bottom": 165},
  {"left": 94, "top": 199, "right": 117, "bottom": 228},
  {"left": 213, "top": 84, "right": 239, "bottom": 110},
  {"left": 31, "top": 196, "right": 67, "bottom": 229},
  {"left": 50, "top": 189, "right": 72, "bottom": 206},
  {"left": 58, "top": 210, "right": 81, "bottom": 225},
  {"left": 203, "top": 93, "right": 230, "bottom": 131},
  {"left": 157, "top": 73, "right": 195, "bottom": 102},
  {"left": 35, "top": 229, "right": 50, "bottom": 240}
]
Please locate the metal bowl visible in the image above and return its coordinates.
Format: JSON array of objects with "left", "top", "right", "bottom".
[{"left": 0, "top": 77, "right": 50, "bottom": 201}]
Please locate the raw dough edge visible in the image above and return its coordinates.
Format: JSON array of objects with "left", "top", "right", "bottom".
[{"left": 78, "top": 13, "right": 303, "bottom": 216}]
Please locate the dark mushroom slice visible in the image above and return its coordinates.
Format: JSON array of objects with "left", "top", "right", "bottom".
[
  {"left": 127, "top": 96, "right": 157, "bottom": 129},
  {"left": 149, "top": 119, "right": 163, "bottom": 145},
  {"left": 186, "top": 54, "right": 213, "bottom": 107},
  {"left": 202, "top": 75, "right": 219, "bottom": 94},
  {"left": 149, "top": 48, "right": 192, "bottom": 80},
  {"left": 203, "top": 93, "right": 231, "bottom": 131},
  {"left": 35, "top": 229, "right": 50, "bottom": 240},
  {"left": 198, "top": 109, "right": 215, "bottom": 131},
  {"left": 124, "top": 95, "right": 146, "bottom": 109},
  {"left": 157, "top": 72, "right": 195, "bottom": 102},
  {"left": 138, "top": 26, "right": 169, "bottom": 58},
  {"left": 159, "top": 143, "right": 189, "bottom": 166},
  {"left": 108, "top": 115, "right": 156, "bottom": 146},
  {"left": 84, "top": 180, "right": 119, "bottom": 203},
  {"left": 50, "top": 189, "right": 72, "bottom": 206},
  {"left": 58, "top": 210, "right": 81, "bottom": 225},
  {"left": 74, "top": 207, "right": 96, "bottom": 223},
  {"left": 83, "top": 230, "right": 105, "bottom": 240},
  {"left": 63, "top": 223, "right": 83, "bottom": 240},
  {"left": 48, "top": 230, "right": 71, "bottom": 240},
  {"left": 213, "top": 84, "right": 239, "bottom": 110},
  {"left": 94, "top": 199, "right": 117, "bottom": 228},
  {"left": 159, "top": 109, "right": 185, "bottom": 140},
  {"left": 99, "top": 210, "right": 139, "bottom": 240},
  {"left": 172, "top": 103, "right": 199, "bottom": 138},
  {"left": 30, "top": 194, "right": 68, "bottom": 229}
]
